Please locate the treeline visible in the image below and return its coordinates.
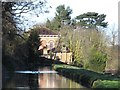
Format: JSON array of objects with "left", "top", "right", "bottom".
[{"left": 44, "top": 5, "right": 118, "bottom": 73}]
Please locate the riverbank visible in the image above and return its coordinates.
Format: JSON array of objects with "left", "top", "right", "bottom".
[{"left": 53, "top": 64, "right": 120, "bottom": 88}]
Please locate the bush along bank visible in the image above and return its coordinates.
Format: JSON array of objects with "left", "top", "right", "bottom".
[{"left": 53, "top": 64, "right": 120, "bottom": 88}]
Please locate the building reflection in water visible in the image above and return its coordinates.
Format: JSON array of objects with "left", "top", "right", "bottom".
[
  {"left": 38, "top": 67, "right": 84, "bottom": 88},
  {"left": 38, "top": 67, "right": 59, "bottom": 88},
  {"left": 2, "top": 66, "right": 84, "bottom": 89}
]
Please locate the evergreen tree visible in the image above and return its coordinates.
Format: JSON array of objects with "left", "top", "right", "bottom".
[
  {"left": 46, "top": 5, "right": 72, "bottom": 31},
  {"left": 76, "top": 12, "right": 108, "bottom": 29},
  {"left": 55, "top": 5, "right": 72, "bottom": 24}
]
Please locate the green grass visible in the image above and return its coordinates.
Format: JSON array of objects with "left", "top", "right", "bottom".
[
  {"left": 53, "top": 64, "right": 120, "bottom": 88},
  {"left": 92, "top": 80, "right": 120, "bottom": 88}
]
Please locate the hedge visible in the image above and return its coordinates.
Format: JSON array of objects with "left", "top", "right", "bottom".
[{"left": 53, "top": 64, "right": 120, "bottom": 88}]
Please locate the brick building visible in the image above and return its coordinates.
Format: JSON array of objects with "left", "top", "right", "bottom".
[{"left": 38, "top": 27, "right": 72, "bottom": 64}]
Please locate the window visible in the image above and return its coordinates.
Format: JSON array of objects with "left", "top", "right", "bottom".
[{"left": 50, "top": 42, "right": 53, "bottom": 50}]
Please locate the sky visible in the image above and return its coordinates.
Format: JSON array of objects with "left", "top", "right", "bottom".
[
  {"left": 37, "top": 0, "right": 119, "bottom": 25},
  {"left": 23, "top": 0, "right": 119, "bottom": 32}
]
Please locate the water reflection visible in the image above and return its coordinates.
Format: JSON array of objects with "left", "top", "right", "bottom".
[
  {"left": 3, "top": 66, "right": 84, "bottom": 89},
  {"left": 38, "top": 67, "right": 84, "bottom": 88},
  {"left": 28, "top": 74, "right": 38, "bottom": 89},
  {"left": 15, "top": 70, "right": 57, "bottom": 74}
]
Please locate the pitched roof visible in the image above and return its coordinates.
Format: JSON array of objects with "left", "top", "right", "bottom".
[{"left": 39, "top": 28, "right": 58, "bottom": 35}]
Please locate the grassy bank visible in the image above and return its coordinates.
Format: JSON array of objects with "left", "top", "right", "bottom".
[
  {"left": 92, "top": 80, "right": 119, "bottom": 88},
  {"left": 53, "top": 64, "right": 120, "bottom": 88}
]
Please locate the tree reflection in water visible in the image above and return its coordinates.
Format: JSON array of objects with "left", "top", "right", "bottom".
[{"left": 28, "top": 74, "right": 39, "bottom": 89}]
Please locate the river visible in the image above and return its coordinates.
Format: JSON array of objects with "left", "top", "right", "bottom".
[{"left": 3, "top": 66, "right": 85, "bottom": 89}]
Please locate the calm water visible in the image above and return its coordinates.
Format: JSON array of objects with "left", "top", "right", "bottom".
[{"left": 4, "top": 66, "right": 85, "bottom": 89}]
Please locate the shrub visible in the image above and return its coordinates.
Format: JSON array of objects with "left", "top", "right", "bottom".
[{"left": 86, "top": 47, "right": 107, "bottom": 73}]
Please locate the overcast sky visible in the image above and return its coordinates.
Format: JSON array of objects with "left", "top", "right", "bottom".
[
  {"left": 36, "top": 0, "right": 119, "bottom": 27},
  {"left": 22, "top": 0, "right": 119, "bottom": 32}
]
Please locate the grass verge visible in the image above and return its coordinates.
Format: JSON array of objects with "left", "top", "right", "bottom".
[{"left": 92, "top": 80, "right": 120, "bottom": 88}]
